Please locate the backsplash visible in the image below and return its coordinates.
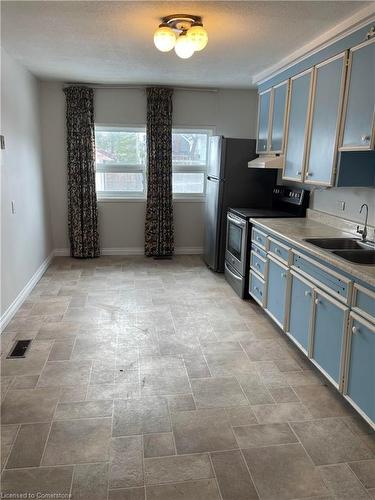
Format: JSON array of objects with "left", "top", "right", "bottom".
[{"left": 307, "top": 208, "right": 375, "bottom": 241}]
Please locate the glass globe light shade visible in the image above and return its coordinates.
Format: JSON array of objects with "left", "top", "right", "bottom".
[
  {"left": 174, "top": 33, "right": 195, "bottom": 59},
  {"left": 186, "top": 24, "right": 208, "bottom": 51},
  {"left": 154, "top": 26, "right": 176, "bottom": 52}
]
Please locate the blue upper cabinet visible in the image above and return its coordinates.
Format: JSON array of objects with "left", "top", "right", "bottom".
[
  {"left": 304, "top": 52, "right": 347, "bottom": 186},
  {"left": 257, "top": 89, "right": 271, "bottom": 153},
  {"left": 282, "top": 69, "right": 313, "bottom": 182},
  {"left": 269, "top": 80, "right": 289, "bottom": 153},
  {"left": 340, "top": 38, "right": 375, "bottom": 151}
]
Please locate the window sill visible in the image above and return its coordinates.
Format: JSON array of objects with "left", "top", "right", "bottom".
[{"left": 97, "top": 197, "right": 206, "bottom": 203}]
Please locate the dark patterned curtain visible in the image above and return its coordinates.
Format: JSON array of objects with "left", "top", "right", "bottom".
[
  {"left": 145, "top": 88, "right": 174, "bottom": 257},
  {"left": 64, "top": 86, "right": 100, "bottom": 258}
]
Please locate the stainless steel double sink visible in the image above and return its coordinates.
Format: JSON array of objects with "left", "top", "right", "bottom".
[{"left": 304, "top": 238, "right": 375, "bottom": 265}]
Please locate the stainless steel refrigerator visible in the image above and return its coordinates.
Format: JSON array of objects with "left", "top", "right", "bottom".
[{"left": 203, "top": 136, "right": 277, "bottom": 272}]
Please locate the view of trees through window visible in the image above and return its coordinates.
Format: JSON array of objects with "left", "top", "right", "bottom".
[{"left": 95, "top": 127, "right": 210, "bottom": 196}]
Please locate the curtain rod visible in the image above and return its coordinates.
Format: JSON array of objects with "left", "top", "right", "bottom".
[{"left": 62, "top": 83, "right": 218, "bottom": 92}]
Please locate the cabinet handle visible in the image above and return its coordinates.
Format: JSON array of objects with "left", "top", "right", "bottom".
[
  {"left": 281, "top": 272, "right": 287, "bottom": 278},
  {"left": 255, "top": 262, "right": 260, "bottom": 268},
  {"left": 256, "top": 237, "right": 261, "bottom": 242},
  {"left": 315, "top": 298, "right": 321, "bottom": 305},
  {"left": 306, "top": 172, "right": 313, "bottom": 177},
  {"left": 304, "top": 290, "right": 311, "bottom": 297},
  {"left": 361, "top": 135, "right": 370, "bottom": 143},
  {"left": 352, "top": 326, "right": 360, "bottom": 335},
  {"left": 275, "top": 248, "right": 281, "bottom": 254},
  {"left": 296, "top": 171, "right": 302, "bottom": 175}
]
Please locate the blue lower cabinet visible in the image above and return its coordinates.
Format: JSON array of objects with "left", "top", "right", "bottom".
[
  {"left": 287, "top": 273, "right": 313, "bottom": 352},
  {"left": 265, "top": 256, "right": 289, "bottom": 329},
  {"left": 346, "top": 314, "right": 375, "bottom": 424},
  {"left": 311, "top": 291, "right": 349, "bottom": 386}
]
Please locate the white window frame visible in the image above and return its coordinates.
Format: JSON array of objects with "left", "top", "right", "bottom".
[
  {"left": 95, "top": 124, "right": 214, "bottom": 201},
  {"left": 95, "top": 125, "right": 147, "bottom": 200},
  {"left": 172, "top": 126, "right": 213, "bottom": 200}
]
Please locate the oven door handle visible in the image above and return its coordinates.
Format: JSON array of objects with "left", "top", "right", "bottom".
[
  {"left": 227, "top": 214, "right": 246, "bottom": 227},
  {"left": 225, "top": 262, "right": 242, "bottom": 281}
]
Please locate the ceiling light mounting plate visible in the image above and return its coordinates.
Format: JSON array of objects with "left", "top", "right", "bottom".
[{"left": 161, "top": 14, "right": 202, "bottom": 32}]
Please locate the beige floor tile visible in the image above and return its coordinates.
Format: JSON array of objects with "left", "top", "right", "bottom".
[
  {"left": 319, "top": 463, "right": 371, "bottom": 499},
  {"left": 269, "top": 386, "right": 299, "bottom": 403},
  {"left": 42, "top": 417, "right": 112, "bottom": 465},
  {"left": 242, "top": 340, "right": 290, "bottom": 361},
  {"left": 144, "top": 453, "right": 213, "bottom": 484},
  {"left": 38, "top": 360, "right": 92, "bottom": 387},
  {"left": 224, "top": 406, "right": 257, "bottom": 426},
  {"left": 71, "top": 462, "right": 109, "bottom": 500},
  {"left": 143, "top": 433, "right": 175, "bottom": 458},
  {"left": 5, "top": 422, "right": 50, "bottom": 468},
  {"left": 54, "top": 400, "right": 113, "bottom": 420},
  {"left": 348, "top": 459, "right": 375, "bottom": 489},
  {"left": 252, "top": 402, "right": 312, "bottom": 423},
  {"left": 171, "top": 408, "right": 238, "bottom": 454},
  {"left": 286, "top": 369, "right": 323, "bottom": 386},
  {"left": 1, "top": 341, "right": 52, "bottom": 377},
  {"left": 59, "top": 385, "right": 87, "bottom": 402},
  {"left": 1, "top": 387, "right": 59, "bottom": 424},
  {"left": 205, "top": 351, "right": 256, "bottom": 377},
  {"left": 48, "top": 339, "right": 75, "bottom": 361},
  {"left": 293, "top": 385, "right": 354, "bottom": 418},
  {"left": 210, "top": 450, "right": 259, "bottom": 500},
  {"left": 236, "top": 373, "right": 274, "bottom": 405},
  {"left": 109, "top": 488, "right": 145, "bottom": 500},
  {"left": 166, "top": 394, "right": 195, "bottom": 411},
  {"left": 201, "top": 341, "right": 244, "bottom": 354},
  {"left": 10, "top": 375, "right": 39, "bottom": 389},
  {"left": 234, "top": 423, "right": 298, "bottom": 448},
  {"left": 1, "top": 466, "right": 73, "bottom": 496},
  {"left": 113, "top": 397, "right": 170, "bottom": 437},
  {"left": 243, "top": 443, "right": 328, "bottom": 500},
  {"left": 191, "top": 377, "right": 249, "bottom": 408},
  {"left": 140, "top": 374, "right": 190, "bottom": 396},
  {"left": 146, "top": 479, "right": 221, "bottom": 500},
  {"left": 291, "top": 418, "right": 374, "bottom": 465},
  {"left": 36, "top": 321, "right": 80, "bottom": 340},
  {"left": 1, "top": 425, "right": 19, "bottom": 468},
  {"left": 71, "top": 337, "right": 117, "bottom": 361},
  {"left": 140, "top": 355, "right": 186, "bottom": 377},
  {"left": 110, "top": 436, "right": 143, "bottom": 488},
  {"left": 183, "top": 353, "right": 211, "bottom": 378}
]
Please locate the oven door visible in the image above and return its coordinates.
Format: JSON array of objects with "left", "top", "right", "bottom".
[{"left": 225, "top": 213, "right": 247, "bottom": 276}]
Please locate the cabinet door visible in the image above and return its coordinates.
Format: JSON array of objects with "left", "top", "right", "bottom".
[
  {"left": 265, "top": 256, "right": 289, "bottom": 329},
  {"left": 282, "top": 69, "right": 313, "bottom": 181},
  {"left": 287, "top": 272, "right": 313, "bottom": 353},
  {"left": 304, "top": 52, "right": 347, "bottom": 186},
  {"left": 311, "top": 290, "right": 349, "bottom": 388},
  {"left": 257, "top": 90, "right": 271, "bottom": 153},
  {"left": 270, "top": 81, "right": 289, "bottom": 153},
  {"left": 345, "top": 314, "right": 375, "bottom": 424},
  {"left": 340, "top": 38, "right": 375, "bottom": 151}
]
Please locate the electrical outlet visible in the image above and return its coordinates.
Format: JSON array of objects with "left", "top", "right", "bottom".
[
  {"left": 11, "top": 201, "right": 16, "bottom": 214},
  {"left": 337, "top": 200, "right": 345, "bottom": 211}
]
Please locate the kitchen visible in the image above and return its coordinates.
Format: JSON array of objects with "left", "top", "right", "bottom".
[{"left": 1, "top": 2, "right": 375, "bottom": 499}]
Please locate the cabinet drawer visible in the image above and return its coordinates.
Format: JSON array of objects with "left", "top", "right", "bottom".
[
  {"left": 250, "top": 251, "right": 266, "bottom": 278},
  {"left": 268, "top": 237, "right": 290, "bottom": 264},
  {"left": 251, "top": 243, "right": 267, "bottom": 260},
  {"left": 352, "top": 284, "right": 375, "bottom": 324},
  {"left": 345, "top": 313, "right": 375, "bottom": 426},
  {"left": 292, "top": 250, "right": 351, "bottom": 303},
  {"left": 249, "top": 270, "right": 265, "bottom": 306},
  {"left": 252, "top": 228, "right": 268, "bottom": 250}
]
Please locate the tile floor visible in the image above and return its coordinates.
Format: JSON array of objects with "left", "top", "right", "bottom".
[{"left": 1, "top": 255, "right": 374, "bottom": 500}]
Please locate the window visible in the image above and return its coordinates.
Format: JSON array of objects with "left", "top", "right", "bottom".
[
  {"left": 95, "top": 126, "right": 146, "bottom": 197},
  {"left": 172, "top": 129, "right": 212, "bottom": 197},
  {"left": 95, "top": 126, "right": 212, "bottom": 198}
]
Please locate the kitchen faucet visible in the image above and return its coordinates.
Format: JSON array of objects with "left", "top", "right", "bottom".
[{"left": 357, "top": 203, "right": 369, "bottom": 241}]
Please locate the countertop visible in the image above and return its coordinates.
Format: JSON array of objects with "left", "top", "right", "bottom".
[{"left": 250, "top": 217, "right": 375, "bottom": 288}]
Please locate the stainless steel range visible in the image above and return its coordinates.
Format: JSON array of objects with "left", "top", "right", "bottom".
[{"left": 225, "top": 186, "right": 308, "bottom": 298}]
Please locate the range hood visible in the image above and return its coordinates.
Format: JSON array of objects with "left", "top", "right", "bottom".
[{"left": 248, "top": 155, "right": 284, "bottom": 169}]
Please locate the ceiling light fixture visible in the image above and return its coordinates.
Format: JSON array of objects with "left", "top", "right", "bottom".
[{"left": 154, "top": 14, "right": 208, "bottom": 59}]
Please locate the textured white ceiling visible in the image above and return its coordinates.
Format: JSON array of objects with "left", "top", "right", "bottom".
[{"left": 1, "top": 1, "right": 372, "bottom": 88}]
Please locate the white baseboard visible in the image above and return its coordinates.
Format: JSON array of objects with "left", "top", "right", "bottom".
[
  {"left": 0, "top": 246, "right": 203, "bottom": 333},
  {"left": 0, "top": 251, "right": 54, "bottom": 333},
  {"left": 53, "top": 247, "right": 203, "bottom": 256}
]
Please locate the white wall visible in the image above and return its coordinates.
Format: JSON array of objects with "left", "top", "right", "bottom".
[
  {"left": 310, "top": 187, "right": 375, "bottom": 227},
  {"left": 1, "top": 49, "right": 52, "bottom": 320},
  {"left": 40, "top": 83, "right": 258, "bottom": 252}
]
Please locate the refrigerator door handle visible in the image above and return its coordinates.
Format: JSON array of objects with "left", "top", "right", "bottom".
[{"left": 225, "top": 262, "right": 242, "bottom": 281}]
